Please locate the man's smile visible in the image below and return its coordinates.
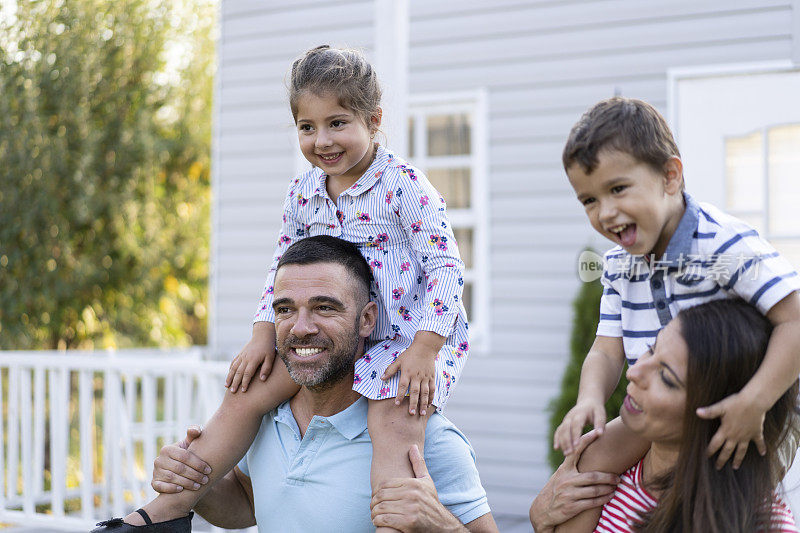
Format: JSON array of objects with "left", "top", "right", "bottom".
[{"left": 294, "top": 347, "right": 324, "bottom": 357}]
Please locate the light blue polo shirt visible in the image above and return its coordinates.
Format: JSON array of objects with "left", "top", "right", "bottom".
[{"left": 237, "top": 397, "right": 490, "bottom": 532}]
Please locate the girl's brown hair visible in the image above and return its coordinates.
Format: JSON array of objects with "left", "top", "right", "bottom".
[
  {"left": 640, "top": 299, "right": 797, "bottom": 532},
  {"left": 288, "top": 45, "right": 382, "bottom": 128}
]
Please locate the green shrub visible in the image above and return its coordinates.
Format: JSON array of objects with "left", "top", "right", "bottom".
[
  {"left": 547, "top": 252, "right": 628, "bottom": 470},
  {"left": 0, "top": 0, "right": 215, "bottom": 349}
]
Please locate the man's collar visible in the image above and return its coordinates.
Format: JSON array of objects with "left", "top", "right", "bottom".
[
  {"left": 325, "top": 396, "right": 368, "bottom": 440},
  {"left": 660, "top": 192, "right": 699, "bottom": 266},
  {"left": 276, "top": 396, "right": 368, "bottom": 441}
]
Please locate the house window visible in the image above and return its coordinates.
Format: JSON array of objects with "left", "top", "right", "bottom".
[
  {"left": 724, "top": 124, "right": 800, "bottom": 269},
  {"left": 408, "top": 91, "right": 489, "bottom": 350}
]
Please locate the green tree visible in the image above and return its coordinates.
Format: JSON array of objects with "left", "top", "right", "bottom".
[
  {"left": 0, "top": 0, "right": 215, "bottom": 349},
  {"left": 547, "top": 256, "right": 628, "bottom": 470}
]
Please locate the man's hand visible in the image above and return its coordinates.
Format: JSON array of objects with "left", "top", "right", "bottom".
[
  {"left": 696, "top": 390, "right": 767, "bottom": 469},
  {"left": 371, "top": 445, "right": 464, "bottom": 532},
  {"left": 151, "top": 426, "right": 212, "bottom": 494},
  {"left": 553, "top": 400, "right": 607, "bottom": 455},
  {"left": 530, "top": 430, "right": 618, "bottom": 532}
]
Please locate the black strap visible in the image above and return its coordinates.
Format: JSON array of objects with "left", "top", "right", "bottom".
[{"left": 135, "top": 509, "right": 153, "bottom": 525}]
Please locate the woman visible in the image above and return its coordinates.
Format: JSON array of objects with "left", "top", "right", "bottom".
[{"left": 555, "top": 299, "right": 799, "bottom": 532}]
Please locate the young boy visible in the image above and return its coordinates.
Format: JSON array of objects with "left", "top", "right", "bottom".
[{"left": 554, "top": 97, "right": 800, "bottom": 472}]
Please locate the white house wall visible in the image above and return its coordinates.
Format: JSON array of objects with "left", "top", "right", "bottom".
[{"left": 213, "top": 0, "right": 795, "bottom": 519}]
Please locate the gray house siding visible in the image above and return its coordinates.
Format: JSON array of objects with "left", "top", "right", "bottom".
[{"left": 213, "top": 0, "right": 795, "bottom": 519}]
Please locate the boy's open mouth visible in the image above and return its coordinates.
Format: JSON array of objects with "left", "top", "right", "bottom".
[{"left": 609, "top": 223, "right": 637, "bottom": 248}]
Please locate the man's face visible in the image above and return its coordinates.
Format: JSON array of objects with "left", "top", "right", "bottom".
[{"left": 272, "top": 262, "right": 375, "bottom": 389}]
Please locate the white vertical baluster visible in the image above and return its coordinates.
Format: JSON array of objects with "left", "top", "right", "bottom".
[
  {"left": 142, "top": 373, "right": 156, "bottom": 500},
  {"left": 8, "top": 365, "right": 19, "bottom": 501},
  {"left": 164, "top": 374, "right": 175, "bottom": 443},
  {"left": 79, "top": 370, "right": 93, "bottom": 520},
  {"left": 20, "top": 367, "right": 33, "bottom": 515},
  {"left": 49, "top": 367, "right": 68, "bottom": 518},
  {"left": 108, "top": 370, "right": 123, "bottom": 518},
  {"left": 101, "top": 368, "right": 112, "bottom": 516},
  {"left": 122, "top": 373, "right": 139, "bottom": 504},
  {"left": 0, "top": 367, "right": 6, "bottom": 510},
  {"left": 175, "top": 374, "right": 189, "bottom": 441},
  {"left": 32, "top": 367, "right": 46, "bottom": 499}
]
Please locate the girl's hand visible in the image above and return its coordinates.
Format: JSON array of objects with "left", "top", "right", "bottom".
[
  {"left": 226, "top": 322, "right": 276, "bottom": 393},
  {"left": 382, "top": 332, "right": 445, "bottom": 416}
]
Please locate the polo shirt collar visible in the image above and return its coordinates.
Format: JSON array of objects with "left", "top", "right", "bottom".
[
  {"left": 310, "top": 144, "right": 393, "bottom": 199},
  {"left": 326, "top": 396, "right": 368, "bottom": 440},
  {"left": 275, "top": 396, "right": 368, "bottom": 441},
  {"left": 660, "top": 192, "right": 699, "bottom": 267}
]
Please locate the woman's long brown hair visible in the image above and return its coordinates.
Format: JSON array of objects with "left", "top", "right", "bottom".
[{"left": 639, "top": 299, "right": 798, "bottom": 533}]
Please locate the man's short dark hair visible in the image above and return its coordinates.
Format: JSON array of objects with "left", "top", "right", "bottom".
[
  {"left": 562, "top": 97, "right": 681, "bottom": 174},
  {"left": 276, "top": 236, "right": 373, "bottom": 299}
]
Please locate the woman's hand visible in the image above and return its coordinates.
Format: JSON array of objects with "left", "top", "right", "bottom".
[{"left": 530, "top": 429, "right": 619, "bottom": 532}]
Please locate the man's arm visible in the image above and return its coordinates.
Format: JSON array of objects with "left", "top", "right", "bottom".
[{"left": 370, "top": 445, "right": 498, "bottom": 533}]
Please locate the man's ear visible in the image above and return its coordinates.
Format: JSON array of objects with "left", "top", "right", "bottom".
[
  {"left": 663, "top": 156, "right": 684, "bottom": 195},
  {"left": 359, "top": 301, "right": 378, "bottom": 338}
]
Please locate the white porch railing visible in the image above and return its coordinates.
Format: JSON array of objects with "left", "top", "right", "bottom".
[{"left": 0, "top": 348, "right": 247, "bottom": 531}]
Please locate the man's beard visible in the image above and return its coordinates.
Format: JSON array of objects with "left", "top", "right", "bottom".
[{"left": 277, "top": 320, "right": 360, "bottom": 391}]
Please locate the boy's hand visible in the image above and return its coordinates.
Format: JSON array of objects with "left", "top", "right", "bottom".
[
  {"left": 697, "top": 391, "right": 767, "bottom": 469},
  {"left": 554, "top": 400, "right": 607, "bottom": 456},
  {"left": 226, "top": 323, "right": 276, "bottom": 393},
  {"left": 382, "top": 340, "right": 439, "bottom": 417}
]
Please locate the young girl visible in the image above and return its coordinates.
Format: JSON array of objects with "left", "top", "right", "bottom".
[{"left": 101, "top": 45, "right": 469, "bottom": 531}]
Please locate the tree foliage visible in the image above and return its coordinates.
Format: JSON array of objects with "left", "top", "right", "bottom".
[
  {"left": 0, "top": 0, "right": 215, "bottom": 349},
  {"left": 547, "top": 254, "right": 628, "bottom": 470}
]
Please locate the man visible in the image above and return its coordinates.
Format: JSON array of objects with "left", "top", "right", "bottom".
[{"left": 152, "top": 236, "right": 497, "bottom": 532}]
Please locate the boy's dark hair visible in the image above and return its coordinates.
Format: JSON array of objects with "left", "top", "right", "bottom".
[
  {"left": 276, "top": 236, "right": 373, "bottom": 302},
  {"left": 562, "top": 97, "right": 681, "bottom": 174}
]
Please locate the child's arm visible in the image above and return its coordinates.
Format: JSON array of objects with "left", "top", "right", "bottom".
[
  {"left": 554, "top": 335, "right": 625, "bottom": 455},
  {"left": 226, "top": 178, "right": 306, "bottom": 393},
  {"left": 697, "top": 291, "right": 800, "bottom": 468},
  {"left": 387, "top": 166, "right": 466, "bottom": 415}
]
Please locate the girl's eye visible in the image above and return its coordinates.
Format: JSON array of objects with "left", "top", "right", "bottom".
[
  {"left": 581, "top": 197, "right": 595, "bottom": 207},
  {"left": 331, "top": 120, "right": 345, "bottom": 128},
  {"left": 611, "top": 185, "right": 627, "bottom": 194},
  {"left": 298, "top": 124, "right": 312, "bottom": 132}
]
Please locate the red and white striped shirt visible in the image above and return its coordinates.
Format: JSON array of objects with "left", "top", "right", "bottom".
[{"left": 595, "top": 460, "right": 799, "bottom": 532}]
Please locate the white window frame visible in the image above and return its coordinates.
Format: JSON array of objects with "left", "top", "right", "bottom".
[
  {"left": 723, "top": 123, "right": 800, "bottom": 242},
  {"left": 408, "top": 89, "right": 490, "bottom": 352}
]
